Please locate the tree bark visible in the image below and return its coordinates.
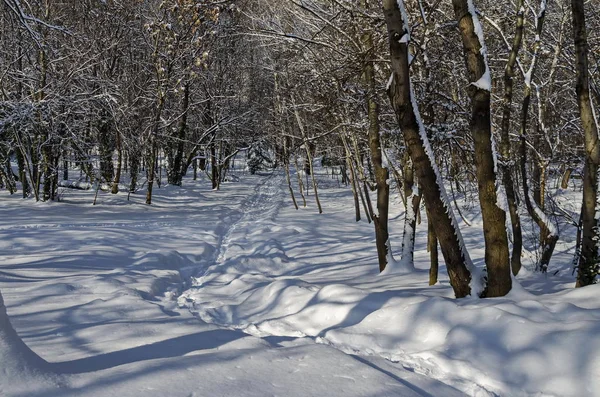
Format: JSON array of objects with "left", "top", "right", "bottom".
[
  {"left": 146, "top": 96, "right": 164, "bottom": 204},
  {"left": 171, "top": 81, "right": 189, "bottom": 186},
  {"left": 111, "top": 131, "right": 122, "bottom": 194},
  {"left": 383, "top": 0, "right": 472, "bottom": 298},
  {"left": 293, "top": 97, "right": 322, "bottom": 213},
  {"left": 362, "top": 20, "right": 390, "bottom": 272},
  {"left": 211, "top": 144, "right": 218, "bottom": 190},
  {"left": 283, "top": 140, "right": 299, "bottom": 210},
  {"left": 401, "top": 154, "right": 421, "bottom": 266},
  {"left": 572, "top": 0, "right": 600, "bottom": 287},
  {"left": 518, "top": 2, "right": 556, "bottom": 272},
  {"left": 293, "top": 155, "right": 307, "bottom": 208},
  {"left": 500, "top": 0, "right": 525, "bottom": 275},
  {"left": 15, "top": 146, "right": 29, "bottom": 198},
  {"left": 428, "top": 210, "right": 439, "bottom": 285},
  {"left": 452, "top": 0, "right": 511, "bottom": 297}
]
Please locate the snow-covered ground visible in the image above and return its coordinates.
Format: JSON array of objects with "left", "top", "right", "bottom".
[{"left": 1, "top": 167, "right": 598, "bottom": 396}]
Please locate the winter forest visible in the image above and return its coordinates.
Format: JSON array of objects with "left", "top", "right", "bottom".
[{"left": 0, "top": 0, "right": 599, "bottom": 395}]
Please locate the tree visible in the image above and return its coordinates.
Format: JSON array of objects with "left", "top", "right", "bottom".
[
  {"left": 451, "top": 0, "right": 511, "bottom": 297},
  {"left": 572, "top": 0, "right": 600, "bottom": 287},
  {"left": 382, "top": 0, "right": 473, "bottom": 298},
  {"left": 498, "top": 0, "right": 525, "bottom": 276}
]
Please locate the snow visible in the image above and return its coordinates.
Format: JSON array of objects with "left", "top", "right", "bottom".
[
  {"left": 1, "top": 165, "right": 599, "bottom": 397},
  {"left": 471, "top": 68, "right": 491, "bottom": 91},
  {"left": 466, "top": 0, "right": 491, "bottom": 92},
  {"left": 524, "top": 66, "right": 533, "bottom": 87},
  {"left": 396, "top": 0, "right": 411, "bottom": 40},
  {"left": 386, "top": 72, "right": 394, "bottom": 91},
  {"left": 529, "top": 191, "right": 558, "bottom": 237},
  {"left": 538, "top": 0, "right": 547, "bottom": 16}
]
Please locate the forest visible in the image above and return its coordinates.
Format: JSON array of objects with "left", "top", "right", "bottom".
[{"left": 0, "top": 0, "right": 599, "bottom": 396}]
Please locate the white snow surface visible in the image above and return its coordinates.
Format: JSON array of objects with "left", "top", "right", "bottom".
[
  {"left": 1, "top": 167, "right": 599, "bottom": 397},
  {"left": 472, "top": 68, "right": 491, "bottom": 91}
]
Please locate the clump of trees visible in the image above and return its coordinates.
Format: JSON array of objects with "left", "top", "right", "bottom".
[{"left": 1, "top": 0, "right": 598, "bottom": 294}]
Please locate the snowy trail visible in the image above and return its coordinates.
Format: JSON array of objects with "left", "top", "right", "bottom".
[
  {"left": 177, "top": 174, "right": 475, "bottom": 396},
  {"left": 3, "top": 169, "right": 598, "bottom": 396},
  {"left": 194, "top": 171, "right": 283, "bottom": 287},
  {"left": 1, "top": 174, "right": 465, "bottom": 397},
  {"left": 176, "top": 172, "right": 600, "bottom": 397}
]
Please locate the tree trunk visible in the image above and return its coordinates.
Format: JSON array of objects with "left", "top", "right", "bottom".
[
  {"left": 383, "top": 0, "right": 472, "bottom": 298},
  {"left": 63, "top": 155, "right": 69, "bottom": 181},
  {"left": 15, "top": 147, "right": 29, "bottom": 198},
  {"left": 130, "top": 154, "right": 139, "bottom": 193},
  {"left": 428, "top": 210, "right": 439, "bottom": 285},
  {"left": 51, "top": 154, "right": 58, "bottom": 200},
  {"left": 1, "top": 156, "right": 16, "bottom": 194},
  {"left": 361, "top": 0, "right": 390, "bottom": 272},
  {"left": 400, "top": 155, "right": 420, "bottom": 267},
  {"left": 572, "top": 0, "right": 600, "bottom": 287},
  {"left": 146, "top": 105, "right": 161, "bottom": 205},
  {"left": 293, "top": 155, "right": 307, "bottom": 207},
  {"left": 452, "top": 0, "right": 510, "bottom": 297},
  {"left": 211, "top": 144, "right": 218, "bottom": 190},
  {"left": 283, "top": 138, "right": 299, "bottom": 210},
  {"left": 145, "top": 139, "right": 158, "bottom": 204},
  {"left": 292, "top": 97, "right": 322, "bottom": 214},
  {"left": 111, "top": 131, "right": 122, "bottom": 194},
  {"left": 343, "top": 135, "right": 370, "bottom": 222},
  {"left": 517, "top": 1, "right": 556, "bottom": 272},
  {"left": 342, "top": 136, "right": 361, "bottom": 221},
  {"left": 500, "top": 0, "right": 525, "bottom": 275},
  {"left": 171, "top": 82, "right": 189, "bottom": 186}
]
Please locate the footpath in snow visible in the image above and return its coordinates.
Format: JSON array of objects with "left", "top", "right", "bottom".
[
  {"left": 179, "top": 171, "right": 600, "bottom": 397},
  {"left": 0, "top": 172, "right": 464, "bottom": 397}
]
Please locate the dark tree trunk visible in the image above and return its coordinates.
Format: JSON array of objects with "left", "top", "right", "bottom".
[
  {"left": 63, "top": 157, "right": 68, "bottom": 181},
  {"left": 500, "top": 0, "right": 525, "bottom": 276},
  {"left": 211, "top": 145, "right": 218, "bottom": 190},
  {"left": 98, "top": 119, "right": 115, "bottom": 185},
  {"left": 111, "top": 131, "right": 122, "bottom": 194},
  {"left": 452, "top": 0, "right": 511, "bottom": 297},
  {"left": 146, "top": 95, "right": 165, "bottom": 205},
  {"left": 283, "top": 138, "right": 299, "bottom": 210},
  {"left": 51, "top": 154, "right": 58, "bottom": 200},
  {"left": 517, "top": 3, "right": 557, "bottom": 273},
  {"left": 170, "top": 82, "right": 189, "bottom": 186},
  {"left": 130, "top": 154, "right": 139, "bottom": 193},
  {"left": 146, "top": 140, "right": 157, "bottom": 204},
  {"left": 572, "top": 0, "right": 600, "bottom": 287},
  {"left": 382, "top": 0, "right": 472, "bottom": 298},
  {"left": 343, "top": 136, "right": 361, "bottom": 222},
  {"left": 42, "top": 140, "right": 52, "bottom": 202},
  {"left": 428, "top": 210, "right": 439, "bottom": 286},
  {"left": 15, "top": 147, "right": 29, "bottom": 198},
  {"left": 362, "top": 20, "right": 390, "bottom": 272}
]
